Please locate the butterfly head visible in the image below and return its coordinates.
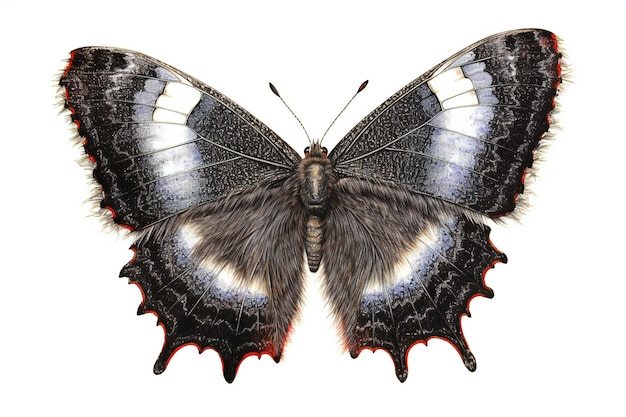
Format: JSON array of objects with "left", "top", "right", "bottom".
[{"left": 303, "top": 143, "right": 328, "bottom": 158}]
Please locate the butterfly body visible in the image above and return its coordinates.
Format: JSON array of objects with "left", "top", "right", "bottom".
[
  {"left": 60, "top": 29, "right": 562, "bottom": 382},
  {"left": 299, "top": 143, "right": 334, "bottom": 272}
]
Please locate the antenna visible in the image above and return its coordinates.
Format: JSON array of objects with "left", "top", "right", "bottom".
[
  {"left": 320, "top": 80, "right": 368, "bottom": 143},
  {"left": 269, "top": 80, "right": 369, "bottom": 144},
  {"left": 269, "top": 82, "right": 312, "bottom": 143}
]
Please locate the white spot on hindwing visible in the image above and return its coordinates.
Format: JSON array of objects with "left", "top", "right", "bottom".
[
  {"left": 153, "top": 82, "right": 202, "bottom": 124},
  {"left": 179, "top": 224, "right": 268, "bottom": 297},
  {"left": 363, "top": 223, "right": 440, "bottom": 295}
]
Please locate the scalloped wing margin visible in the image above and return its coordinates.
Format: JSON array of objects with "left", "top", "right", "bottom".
[
  {"left": 322, "top": 178, "right": 506, "bottom": 381},
  {"left": 120, "top": 177, "right": 306, "bottom": 382},
  {"left": 122, "top": 228, "right": 276, "bottom": 383},
  {"left": 349, "top": 215, "right": 505, "bottom": 382}
]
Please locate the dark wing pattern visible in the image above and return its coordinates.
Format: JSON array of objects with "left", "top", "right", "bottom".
[
  {"left": 322, "top": 179, "right": 507, "bottom": 381},
  {"left": 329, "top": 29, "right": 561, "bottom": 217},
  {"left": 61, "top": 47, "right": 301, "bottom": 230},
  {"left": 120, "top": 178, "right": 306, "bottom": 383},
  {"left": 349, "top": 215, "right": 505, "bottom": 383},
  {"left": 60, "top": 48, "right": 306, "bottom": 382},
  {"left": 323, "top": 29, "right": 561, "bottom": 380},
  {"left": 121, "top": 229, "right": 274, "bottom": 383}
]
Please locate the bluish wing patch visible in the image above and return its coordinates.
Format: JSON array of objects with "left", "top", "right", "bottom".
[
  {"left": 61, "top": 47, "right": 301, "bottom": 229},
  {"left": 331, "top": 29, "right": 561, "bottom": 217}
]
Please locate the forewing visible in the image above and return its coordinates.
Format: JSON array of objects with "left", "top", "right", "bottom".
[
  {"left": 323, "top": 179, "right": 505, "bottom": 381},
  {"left": 330, "top": 29, "right": 562, "bottom": 217},
  {"left": 60, "top": 47, "right": 301, "bottom": 230}
]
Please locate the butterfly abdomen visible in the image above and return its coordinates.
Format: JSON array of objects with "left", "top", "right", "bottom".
[
  {"left": 305, "top": 215, "right": 323, "bottom": 272},
  {"left": 298, "top": 143, "right": 336, "bottom": 272}
]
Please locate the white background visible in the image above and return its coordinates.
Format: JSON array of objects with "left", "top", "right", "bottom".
[{"left": 1, "top": 0, "right": 623, "bottom": 415}]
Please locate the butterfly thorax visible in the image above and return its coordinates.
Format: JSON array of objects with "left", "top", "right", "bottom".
[{"left": 298, "top": 143, "right": 336, "bottom": 272}]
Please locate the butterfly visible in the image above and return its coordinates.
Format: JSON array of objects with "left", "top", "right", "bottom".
[{"left": 59, "top": 29, "right": 562, "bottom": 382}]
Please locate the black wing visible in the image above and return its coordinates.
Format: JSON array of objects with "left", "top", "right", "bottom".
[
  {"left": 61, "top": 47, "right": 301, "bottom": 230},
  {"left": 348, "top": 215, "right": 505, "bottom": 382},
  {"left": 60, "top": 48, "right": 306, "bottom": 382},
  {"left": 120, "top": 179, "right": 306, "bottom": 383},
  {"left": 323, "top": 29, "right": 562, "bottom": 380},
  {"left": 329, "top": 29, "right": 561, "bottom": 217}
]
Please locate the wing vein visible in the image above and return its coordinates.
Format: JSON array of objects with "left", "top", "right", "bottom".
[
  {"left": 410, "top": 222, "right": 473, "bottom": 347},
  {"left": 108, "top": 155, "right": 246, "bottom": 199}
]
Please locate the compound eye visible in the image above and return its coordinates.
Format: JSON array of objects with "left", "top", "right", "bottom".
[
  {"left": 303, "top": 146, "right": 310, "bottom": 156},
  {"left": 321, "top": 147, "right": 328, "bottom": 156}
]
